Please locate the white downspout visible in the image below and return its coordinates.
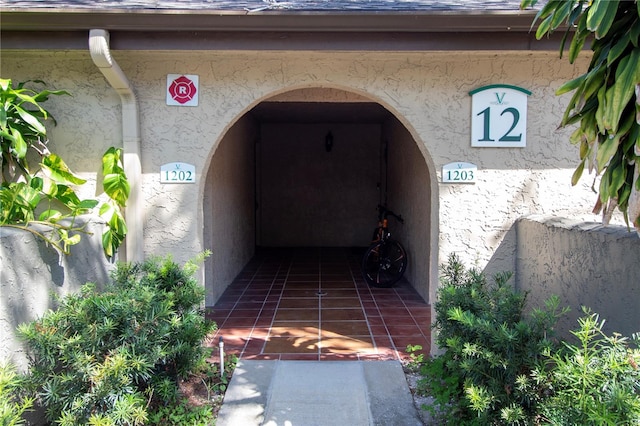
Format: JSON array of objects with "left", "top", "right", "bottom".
[{"left": 89, "top": 29, "right": 144, "bottom": 263}]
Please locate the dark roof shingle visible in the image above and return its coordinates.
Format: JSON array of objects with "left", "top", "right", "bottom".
[{"left": 2, "top": 0, "right": 532, "bottom": 12}]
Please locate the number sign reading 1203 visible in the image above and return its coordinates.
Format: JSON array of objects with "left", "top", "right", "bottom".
[
  {"left": 442, "top": 162, "right": 477, "bottom": 184},
  {"left": 470, "top": 84, "right": 531, "bottom": 148},
  {"left": 160, "top": 162, "right": 196, "bottom": 184}
]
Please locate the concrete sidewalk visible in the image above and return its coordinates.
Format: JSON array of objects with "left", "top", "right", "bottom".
[{"left": 216, "top": 360, "right": 423, "bottom": 426}]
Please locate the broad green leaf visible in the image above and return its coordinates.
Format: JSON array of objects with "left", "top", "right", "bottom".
[
  {"left": 108, "top": 212, "right": 127, "bottom": 235},
  {"left": 32, "top": 89, "right": 70, "bottom": 103},
  {"left": 102, "top": 230, "right": 114, "bottom": 257},
  {"left": 54, "top": 185, "right": 82, "bottom": 208},
  {"left": 40, "top": 177, "right": 58, "bottom": 197},
  {"left": 631, "top": 19, "right": 640, "bottom": 48},
  {"left": 0, "top": 105, "right": 7, "bottom": 130},
  {"left": 572, "top": 160, "right": 586, "bottom": 186},
  {"left": 599, "top": 168, "right": 611, "bottom": 202},
  {"left": 608, "top": 155, "right": 626, "bottom": 196},
  {"left": 99, "top": 202, "right": 115, "bottom": 219},
  {"left": 39, "top": 209, "right": 63, "bottom": 221},
  {"left": 14, "top": 105, "right": 47, "bottom": 135},
  {"left": 101, "top": 146, "right": 123, "bottom": 175},
  {"left": 536, "top": 14, "right": 554, "bottom": 40},
  {"left": 570, "top": 126, "right": 583, "bottom": 145},
  {"left": 41, "top": 154, "right": 86, "bottom": 185},
  {"left": 16, "top": 183, "right": 41, "bottom": 211},
  {"left": 596, "top": 135, "right": 619, "bottom": 173},
  {"left": 587, "top": 0, "right": 619, "bottom": 39},
  {"left": 569, "top": 31, "right": 588, "bottom": 64},
  {"left": 29, "top": 176, "right": 44, "bottom": 191},
  {"left": 551, "top": 0, "right": 573, "bottom": 30},
  {"left": 76, "top": 199, "right": 99, "bottom": 210},
  {"left": 10, "top": 128, "right": 27, "bottom": 158},
  {"left": 556, "top": 74, "right": 587, "bottom": 95},
  {"left": 637, "top": 83, "right": 640, "bottom": 124},
  {"left": 595, "top": 85, "right": 607, "bottom": 134},
  {"left": 580, "top": 139, "right": 590, "bottom": 161},
  {"left": 535, "top": 0, "right": 564, "bottom": 25},
  {"left": 103, "top": 173, "right": 130, "bottom": 207},
  {"left": 568, "top": 10, "right": 589, "bottom": 63},
  {"left": 582, "top": 65, "right": 606, "bottom": 101},
  {"left": 603, "top": 48, "right": 640, "bottom": 133},
  {"left": 607, "top": 32, "right": 631, "bottom": 66}
]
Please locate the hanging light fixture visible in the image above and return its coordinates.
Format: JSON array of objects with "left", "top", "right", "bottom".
[{"left": 325, "top": 131, "right": 334, "bottom": 153}]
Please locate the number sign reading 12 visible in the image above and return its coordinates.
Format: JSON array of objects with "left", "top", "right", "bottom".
[
  {"left": 442, "top": 162, "right": 477, "bottom": 184},
  {"left": 470, "top": 84, "right": 531, "bottom": 148},
  {"left": 160, "top": 162, "right": 196, "bottom": 184}
]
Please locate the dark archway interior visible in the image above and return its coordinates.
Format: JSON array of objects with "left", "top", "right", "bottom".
[
  {"left": 251, "top": 102, "right": 392, "bottom": 248},
  {"left": 203, "top": 92, "right": 431, "bottom": 306}
]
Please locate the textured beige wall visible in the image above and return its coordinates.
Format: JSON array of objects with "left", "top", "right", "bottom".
[
  {"left": 516, "top": 216, "right": 640, "bottom": 339},
  {"left": 385, "top": 117, "right": 433, "bottom": 303},
  {"left": 1, "top": 49, "right": 614, "bottom": 308},
  {"left": 203, "top": 115, "right": 257, "bottom": 305}
]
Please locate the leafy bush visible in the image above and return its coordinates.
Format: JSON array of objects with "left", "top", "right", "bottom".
[
  {"left": 533, "top": 310, "right": 640, "bottom": 425},
  {"left": 0, "top": 362, "right": 34, "bottom": 426},
  {"left": 147, "top": 354, "right": 238, "bottom": 426},
  {"left": 426, "top": 253, "right": 567, "bottom": 424},
  {"left": 421, "top": 254, "right": 640, "bottom": 425},
  {"left": 18, "top": 253, "right": 216, "bottom": 425}
]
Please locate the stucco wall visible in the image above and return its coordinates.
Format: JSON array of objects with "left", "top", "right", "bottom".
[
  {"left": 385, "top": 117, "right": 433, "bottom": 303},
  {"left": 0, "top": 217, "right": 113, "bottom": 370},
  {"left": 203, "top": 115, "right": 257, "bottom": 305},
  {"left": 1, "top": 48, "right": 617, "bottom": 304},
  {"left": 515, "top": 216, "right": 640, "bottom": 339}
]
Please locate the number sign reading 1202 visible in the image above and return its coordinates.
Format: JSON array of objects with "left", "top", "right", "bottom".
[
  {"left": 160, "top": 162, "right": 196, "bottom": 184},
  {"left": 442, "top": 162, "right": 477, "bottom": 184},
  {"left": 470, "top": 84, "right": 531, "bottom": 148}
]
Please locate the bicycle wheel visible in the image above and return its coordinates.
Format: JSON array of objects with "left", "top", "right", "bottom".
[{"left": 361, "top": 239, "right": 407, "bottom": 288}]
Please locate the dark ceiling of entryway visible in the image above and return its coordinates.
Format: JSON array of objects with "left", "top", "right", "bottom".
[{"left": 249, "top": 102, "right": 393, "bottom": 123}]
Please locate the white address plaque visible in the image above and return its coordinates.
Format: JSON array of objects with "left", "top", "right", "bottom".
[
  {"left": 442, "top": 162, "right": 477, "bottom": 184},
  {"left": 160, "top": 162, "right": 196, "bottom": 184},
  {"left": 470, "top": 84, "right": 531, "bottom": 148}
]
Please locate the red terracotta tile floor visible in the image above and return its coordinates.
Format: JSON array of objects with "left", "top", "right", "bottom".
[{"left": 206, "top": 247, "right": 431, "bottom": 362}]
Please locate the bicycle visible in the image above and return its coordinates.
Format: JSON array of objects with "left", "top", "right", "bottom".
[{"left": 361, "top": 204, "right": 407, "bottom": 288}]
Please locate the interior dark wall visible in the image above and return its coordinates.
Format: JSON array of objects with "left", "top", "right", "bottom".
[
  {"left": 258, "top": 122, "right": 381, "bottom": 247},
  {"left": 384, "top": 116, "right": 432, "bottom": 302}
]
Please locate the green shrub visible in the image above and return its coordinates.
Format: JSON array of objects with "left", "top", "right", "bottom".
[
  {"left": 427, "top": 253, "right": 567, "bottom": 425},
  {"left": 18, "top": 253, "right": 216, "bottom": 425},
  {"left": 532, "top": 310, "right": 640, "bottom": 425},
  {"left": 147, "top": 354, "right": 237, "bottom": 426},
  {"left": 0, "top": 362, "right": 34, "bottom": 426}
]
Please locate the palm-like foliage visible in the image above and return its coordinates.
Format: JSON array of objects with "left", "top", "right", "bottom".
[{"left": 521, "top": 0, "right": 640, "bottom": 230}]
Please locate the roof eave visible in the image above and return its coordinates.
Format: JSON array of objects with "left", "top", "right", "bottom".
[{"left": 1, "top": 9, "right": 543, "bottom": 32}]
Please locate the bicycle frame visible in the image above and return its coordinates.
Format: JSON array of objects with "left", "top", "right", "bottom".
[{"left": 362, "top": 205, "right": 407, "bottom": 288}]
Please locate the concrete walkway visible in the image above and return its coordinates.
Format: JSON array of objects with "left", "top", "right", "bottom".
[{"left": 216, "top": 360, "right": 423, "bottom": 426}]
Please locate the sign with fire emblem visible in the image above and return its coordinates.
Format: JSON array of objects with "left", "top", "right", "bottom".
[{"left": 166, "top": 74, "right": 199, "bottom": 106}]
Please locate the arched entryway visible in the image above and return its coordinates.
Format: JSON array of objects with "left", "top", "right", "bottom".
[{"left": 202, "top": 87, "right": 437, "bottom": 358}]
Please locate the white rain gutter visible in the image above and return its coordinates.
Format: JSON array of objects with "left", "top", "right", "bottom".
[{"left": 89, "top": 29, "right": 144, "bottom": 262}]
